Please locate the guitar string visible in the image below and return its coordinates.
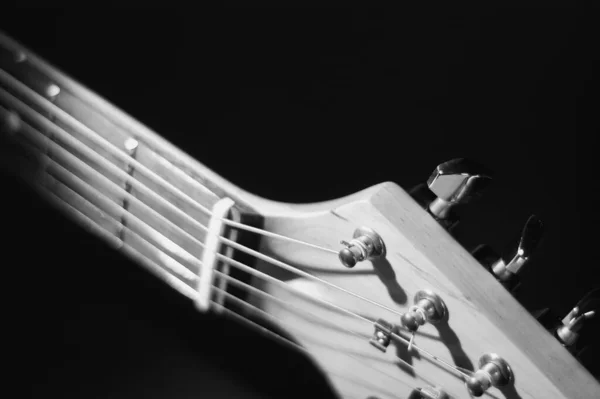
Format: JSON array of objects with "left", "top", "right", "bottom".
[
  {"left": 0, "top": 67, "right": 337, "bottom": 256},
  {"left": 4, "top": 114, "right": 379, "bottom": 326},
  {"left": 29, "top": 174, "right": 473, "bottom": 399},
  {"left": 0, "top": 76, "right": 473, "bottom": 382},
  {"left": 17, "top": 177, "right": 416, "bottom": 399},
  {"left": 210, "top": 284, "right": 469, "bottom": 399},
  {"left": 0, "top": 83, "right": 403, "bottom": 320},
  {"left": 213, "top": 269, "right": 472, "bottom": 388},
  {"left": 209, "top": 299, "right": 405, "bottom": 399},
  {"left": 1, "top": 105, "right": 473, "bottom": 384},
  {"left": 211, "top": 285, "right": 419, "bottom": 392}
]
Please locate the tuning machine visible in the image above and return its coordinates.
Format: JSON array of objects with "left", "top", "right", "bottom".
[
  {"left": 533, "top": 288, "right": 599, "bottom": 355},
  {"left": 400, "top": 290, "right": 447, "bottom": 349},
  {"left": 466, "top": 353, "right": 514, "bottom": 397},
  {"left": 555, "top": 288, "right": 599, "bottom": 349},
  {"left": 409, "top": 158, "right": 493, "bottom": 230},
  {"left": 339, "top": 227, "right": 386, "bottom": 268},
  {"left": 472, "top": 215, "right": 544, "bottom": 292}
]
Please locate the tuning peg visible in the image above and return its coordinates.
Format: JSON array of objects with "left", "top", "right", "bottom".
[
  {"left": 400, "top": 290, "right": 447, "bottom": 349},
  {"left": 466, "top": 353, "right": 513, "bottom": 397},
  {"left": 409, "top": 158, "right": 493, "bottom": 230},
  {"left": 338, "top": 227, "right": 386, "bottom": 268},
  {"left": 472, "top": 215, "right": 544, "bottom": 292},
  {"left": 555, "top": 288, "right": 599, "bottom": 348}
]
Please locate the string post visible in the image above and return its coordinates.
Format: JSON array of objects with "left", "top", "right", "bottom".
[
  {"left": 369, "top": 318, "right": 395, "bottom": 353},
  {"left": 401, "top": 290, "right": 447, "bottom": 333},
  {"left": 338, "top": 226, "right": 386, "bottom": 268},
  {"left": 466, "top": 353, "right": 513, "bottom": 397}
]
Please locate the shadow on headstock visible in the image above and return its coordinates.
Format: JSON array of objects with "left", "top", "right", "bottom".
[{"left": 254, "top": 174, "right": 598, "bottom": 399}]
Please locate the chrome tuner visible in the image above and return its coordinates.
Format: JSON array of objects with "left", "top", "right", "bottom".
[
  {"left": 555, "top": 288, "right": 599, "bottom": 348},
  {"left": 339, "top": 227, "right": 385, "bottom": 268},
  {"left": 466, "top": 353, "right": 513, "bottom": 397},
  {"left": 472, "top": 215, "right": 544, "bottom": 292},
  {"left": 401, "top": 290, "right": 447, "bottom": 349},
  {"left": 409, "top": 158, "right": 493, "bottom": 230}
]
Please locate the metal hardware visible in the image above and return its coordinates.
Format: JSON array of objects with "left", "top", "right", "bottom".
[
  {"left": 426, "top": 158, "right": 492, "bottom": 220},
  {"left": 401, "top": 290, "right": 447, "bottom": 332},
  {"left": 369, "top": 319, "right": 395, "bottom": 352},
  {"left": 466, "top": 353, "right": 513, "bottom": 397},
  {"left": 339, "top": 226, "right": 386, "bottom": 268},
  {"left": 492, "top": 215, "right": 544, "bottom": 279},
  {"left": 124, "top": 138, "right": 139, "bottom": 154},
  {"left": 414, "top": 386, "right": 450, "bottom": 399},
  {"left": 556, "top": 288, "right": 598, "bottom": 348},
  {"left": 472, "top": 215, "right": 544, "bottom": 291}
]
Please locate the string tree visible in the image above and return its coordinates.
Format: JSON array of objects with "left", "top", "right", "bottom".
[
  {"left": 465, "top": 353, "right": 513, "bottom": 397},
  {"left": 338, "top": 226, "right": 386, "bottom": 268},
  {"left": 369, "top": 318, "right": 395, "bottom": 353},
  {"left": 409, "top": 158, "right": 493, "bottom": 230},
  {"left": 472, "top": 214, "right": 544, "bottom": 292}
]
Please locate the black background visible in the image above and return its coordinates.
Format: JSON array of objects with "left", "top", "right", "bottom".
[{"left": 1, "top": 7, "right": 597, "bottom": 399}]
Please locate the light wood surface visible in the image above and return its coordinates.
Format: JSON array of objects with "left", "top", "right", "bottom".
[{"left": 1, "top": 31, "right": 598, "bottom": 399}]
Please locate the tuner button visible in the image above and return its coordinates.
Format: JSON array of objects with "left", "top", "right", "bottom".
[
  {"left": 466, "top": 353, "right": 513, "bottom": 397},
  {"left": 473, "top": 215, "right": 544, "bottom": 291},
  {"left": 339, "top": 247, "right": 358, "bottom": 268},
  {"left": 426, "top": 158, "right": 493, "bottom": 220}
]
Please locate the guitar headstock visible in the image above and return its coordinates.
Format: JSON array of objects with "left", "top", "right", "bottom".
[
  {"left": 0, "top": 28, "right": 596, "bottom": 399},
  {"left": 251, "top": 165, "right": 598, "bottom": 399}
]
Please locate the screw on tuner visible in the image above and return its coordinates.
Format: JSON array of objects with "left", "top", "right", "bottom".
[
  {"left": 409, "top": 158, "right": 493, "bottom": 230},
  {"left": 472, "top": 215, "right": 544, "bottom": 292}
]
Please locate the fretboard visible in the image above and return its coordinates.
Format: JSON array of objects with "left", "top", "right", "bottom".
[{"left": 0, "top": 32, "right": 249, "bottom": 305}]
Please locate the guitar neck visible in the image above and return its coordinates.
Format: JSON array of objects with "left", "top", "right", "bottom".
[{"left": 0, "top": 31, "right": 259, "bottom": 306}]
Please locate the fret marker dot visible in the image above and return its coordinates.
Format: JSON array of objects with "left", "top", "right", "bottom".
[
  {"left": 2, "top": 111, "right": 21, "bottom": 135},
  {"left": 14, "top": 52, "right": 27, "bottom": 63},
  {"left": 46, "top": 84, "right": 61, "bottom": 98},
  {"left": 124, "top": 138, "right": 139, "bottom": 152}
]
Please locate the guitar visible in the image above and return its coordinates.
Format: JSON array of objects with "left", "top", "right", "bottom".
[{"left": 1, "top": 31, "right": 597, "bottom": 399}]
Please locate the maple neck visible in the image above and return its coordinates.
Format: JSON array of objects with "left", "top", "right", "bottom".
[{"left": 0, "top": 32, "right": 264, "bottom": 306}]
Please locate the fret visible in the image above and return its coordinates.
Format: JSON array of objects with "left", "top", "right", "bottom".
[
  {"left": 52, "top": 88, "right": 130, "bottom": 186},
  {"left": 10, "top": 112, "right": 207, "bottom": 280},
  {"left": 1, "top": 32, "right": 258, "bottom": 337},
  {"left": 0, "top": 69, "right": 225, "bottom": 266},
  {"left": 47, "top": 172, "right": 123, "bottom": 240},
  {"left": 1, "top": 113, "right": 203, "bottom": 290},
  {"left": 128, "top": 144, "right": 219, "bottom": 261},
  {"left": 38, "top": 181, "right": 198, "bottom": 301}
]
